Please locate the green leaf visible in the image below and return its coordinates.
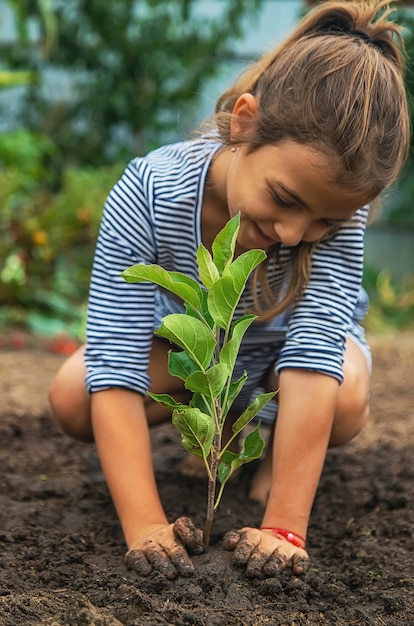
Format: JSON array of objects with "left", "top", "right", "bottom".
[
  {"left": 197, "top": 244, "right": 220, "bottom": 288},
  {"left": 185, "top": 363, "right": 229, "bottom": 397},
  {"left": 168, "top": 350, "right": 200, "bottom": 382},
  {"left": 155, "top": 313, "right": 215, "bottom": 370},
  {"left": 223, "top": 372, "right": 248, "bottom": 413},
  {"left": 207, "top": 275, "right": 237, "bottom": 330},
  {"left": 121, "top": 264, "right": 202, "bottom": 310},
  {"left": 218, "top": 450, "right": 238, "bottom": 483},
  {"left": 185, "top": 290, "right": 214, "bottom": 329},
  {"left": 190, "top": 392, "right": 211, "bottom": 415},
  {"left": 207, "top": 249, "right": 266, "bottom": 330},
  {"left": 172, "top": 408, "right": 215, "bottom": 459},
  {"left": 147, "top": 392, "right": 189, "bottom": 412},
  {"left": 229, "top": 249, "right": 267, "bottom": 279},
  {"left": 232, "top": 391, "right": 277, "bottom": 436},
  {"left": 218, "top": 426, "right": 265, "bottom": 483},
  {"left": 219, "top": 314, "right": 256, "bottom": 372},
  {"left": 240, "top": 424, "right": 265, "bottom": 462},
  {"left": 184, "top": 370, "right": 208, "bottom": 395},
  {"left": 211, "top": 214, "right": 240, "bottom": 274}
]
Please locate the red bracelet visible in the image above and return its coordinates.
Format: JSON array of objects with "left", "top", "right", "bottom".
[{"left": 260, "top": 527, "right": 306, "bottom": 549}]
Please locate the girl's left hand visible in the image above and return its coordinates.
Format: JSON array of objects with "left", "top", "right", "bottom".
[{"left": 223, "top": 527, "right": 309, "bottom": 578}]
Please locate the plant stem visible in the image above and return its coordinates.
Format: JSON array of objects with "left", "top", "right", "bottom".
[{"left": 203, "top": 430, "right": 220, "bottom": 547}]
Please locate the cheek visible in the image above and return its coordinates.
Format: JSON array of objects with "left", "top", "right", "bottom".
[
  {"left": 226, "top": 182, "right": 246, "bottom": 217},
  {"left": 226, "top": 190, "right": 239, "bottom": 219},
  {"left": 225, "top": 172, "right": 241, "bottom": 215},
  {"left": 304, "top": 223, "right": 330, "bottom": 242}
]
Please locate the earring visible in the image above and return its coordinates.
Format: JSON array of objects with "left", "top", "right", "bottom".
[{"left": 231, "top": 146, "right": 237, "bottom": 153}]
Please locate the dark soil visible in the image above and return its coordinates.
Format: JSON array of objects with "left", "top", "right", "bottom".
[{"left": 0, "top": 333, "right": 413, "bottom": 626}]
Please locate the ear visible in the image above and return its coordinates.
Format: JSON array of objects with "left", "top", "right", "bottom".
[{"left": 230, "top": 93, "right": 258, "bottom": 142}]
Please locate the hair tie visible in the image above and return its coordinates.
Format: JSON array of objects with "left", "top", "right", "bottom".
[
  {"left": 349, "top": 29, "right": 372, "bottom": 44},
  {"left": 315, "top": 20, "right": 373, "bottom": 46}
]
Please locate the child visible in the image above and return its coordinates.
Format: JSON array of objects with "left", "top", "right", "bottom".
[{"left": 49, "top": 0, "right": 410, "bottom": 580}]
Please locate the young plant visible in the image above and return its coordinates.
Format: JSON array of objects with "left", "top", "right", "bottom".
[{"left": 121, "top": 214, "right": 277, "bottom": 547}]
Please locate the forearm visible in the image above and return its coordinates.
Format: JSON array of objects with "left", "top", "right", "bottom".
[
  {"left": 262, "top": 369, "right": 339, "bottom": 538},
  {"left": 91, "top": 388, "right": 168, "bottom": 548}
]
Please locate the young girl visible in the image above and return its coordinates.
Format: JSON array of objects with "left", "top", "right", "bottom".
[{"left": 49, "top": 0, "right": 410, "bottom": 580}]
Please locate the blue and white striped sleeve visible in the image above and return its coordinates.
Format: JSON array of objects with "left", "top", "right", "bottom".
[
  {"left": 275, "top": 206, "right": 369, "bottom": 383},
  {"left": 84, "top": 158, "right": 158, "bottom": 395}
]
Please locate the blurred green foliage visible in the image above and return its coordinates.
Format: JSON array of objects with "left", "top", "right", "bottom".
[
  {"left": 363, "top": 267, "right": 414, "bottom": 333},
  {"left": 379, "top": 7, "right": 414, "bottom": 225},
  {"left": 2, "top": 0, "right": 261, "bottom": 165},
  {"left": 0, "top": 128, "right": 124, "bottom": 338},
  {"left": 1, "top": 1, "right": 413, "bottom": 338},
  {"left": 0, "top": 0, "right": 57, "bottom": 88},
  {"left": 0, "top": 0, "right": 261, "bottom": 337}
]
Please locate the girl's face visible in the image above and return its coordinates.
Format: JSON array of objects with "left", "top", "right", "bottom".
[
  {"left": 209, "top": 93, "right": 371, "bottom": 252},
  {"left": 222, "top": 139, "right": 370, "bottom": 252}
]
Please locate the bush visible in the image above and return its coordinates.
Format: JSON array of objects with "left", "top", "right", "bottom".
[
  {"left": 0, "top": 129, "right": 123, "bottom": 338},
  {"left": 2, "top": 0, "right": 261, "bottom": 165},
  {"left": 0, "top": 1, "right": 262, "bottom": 336},
  {"left": 363, "top": 267, "right": 414, "bottom": 333}
]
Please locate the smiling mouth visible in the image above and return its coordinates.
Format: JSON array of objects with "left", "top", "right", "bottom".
[{"left": 254, "top": 223, "right": 278, "bottom": 247}]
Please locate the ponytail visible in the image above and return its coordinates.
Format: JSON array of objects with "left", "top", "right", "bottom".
[{"left": 211, "top": 1, "right": 410, "bottom": 320}]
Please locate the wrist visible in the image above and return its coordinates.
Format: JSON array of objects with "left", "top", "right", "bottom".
[
  {"left": 261, "top": 505, "right": 308, "bottom": 541},
  {"left": 125, "top": 517, "right": 169, "bottom": 549}
]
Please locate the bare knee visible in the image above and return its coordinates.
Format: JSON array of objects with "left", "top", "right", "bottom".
[
  {"left": 48, "top": 346, "right": 94, "bottom": 443},
  {"left": 330, "top": 391, "right": 370, "bottom": 447},
  {"left": 329, "top": 338, "right": 371, "bottom": 447}
]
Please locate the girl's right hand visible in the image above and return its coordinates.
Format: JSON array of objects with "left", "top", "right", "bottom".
[{"left": 125, "top": 516, "right": 204, "bottom": 579}]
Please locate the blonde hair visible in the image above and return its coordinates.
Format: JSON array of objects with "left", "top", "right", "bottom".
[{"left": 212, "top": 0, "right": 411, "bottom": 319}]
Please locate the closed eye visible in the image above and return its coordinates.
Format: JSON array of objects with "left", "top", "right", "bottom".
[
  {"left": 321, "top": 218, "right": 344, "bottom": 227},
  {"left": 267, "top": 179, "right": 301, "bottom": 209},
  {"left": 270, "top": 190, "right": 294, "bottom": 208}
]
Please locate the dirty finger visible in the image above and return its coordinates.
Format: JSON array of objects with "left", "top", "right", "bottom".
[
  {"left": 245, "top": 547, "right": 269, "bottom": 578},
  {"left": 166, "top": 543, "right": 196, "bottom": 578},
  {"left": 291, "top": 552, "right": 310, "bottom": 575},
  {"left": 125, "top": 548, "right": 152, "bottom": 577},
  {"left": 262, "top": 549, "right": 286, "bottom": 577},
  {"left": 231, "top": 528, "right": 262, "bottom": 566},
  {"left": 144, "top": 540, "right": 178, "bottom": 580},
  {"left": 222, "top": 529, "right": 242, "bottom": 551},
  {"left": 173, "top": 517, "right": 204, "bottom": 555}
]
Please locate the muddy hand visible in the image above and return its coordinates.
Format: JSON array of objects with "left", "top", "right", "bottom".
[
  {"left": 125, "top": 516, "right": 204, "bottom": 580},
  {"left": 223, "top": 527, "right": 309, "bottom": 578}
]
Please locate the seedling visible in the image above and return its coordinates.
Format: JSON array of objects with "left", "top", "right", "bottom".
[{"left": 121, "top": 214, "right": 277, "bottom": 547}]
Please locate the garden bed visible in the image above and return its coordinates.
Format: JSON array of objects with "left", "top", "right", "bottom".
[{"left": 0, "top": 333, "right": 413, "bottom": 625}]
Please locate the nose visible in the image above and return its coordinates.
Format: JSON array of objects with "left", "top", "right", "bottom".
[
  {"left": 275, "top": 220, "right": 329, "bottom": 247},
  {"left": 274, "top": 220, "right": 307, "bottom": 247}
]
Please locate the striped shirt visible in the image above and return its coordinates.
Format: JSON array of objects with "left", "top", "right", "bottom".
[{"left": 84, "top": 136, "right": 369, "bottom": 397}]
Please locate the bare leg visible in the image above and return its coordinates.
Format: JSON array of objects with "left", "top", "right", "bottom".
[
  {"left": 328, "top": 337, "right": 371, "bottom": 447},
  {"left": 48, "top": 345, "right": 93, "bottom": 442},
  {"left": 248, "top": 425, "right": 274, "bottom": 503},
  {"left": 48, "top": 338, "right": 191, "bottom": 442},
  {"left": 248, "top": 337, "right": 371, "bottom": 504}
]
